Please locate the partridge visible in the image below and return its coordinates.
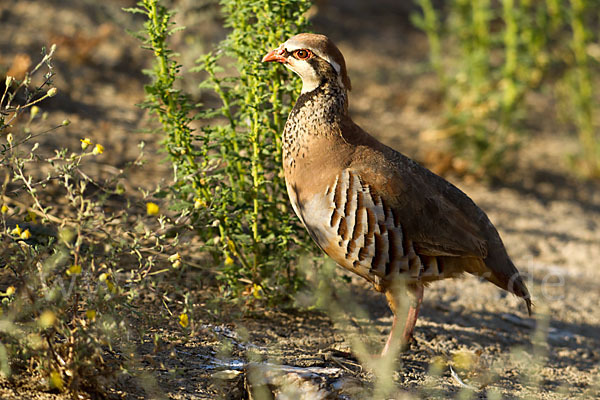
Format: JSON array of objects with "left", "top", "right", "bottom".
[{"left": 262, "top": 33, "right": 531, "bottom": 356}]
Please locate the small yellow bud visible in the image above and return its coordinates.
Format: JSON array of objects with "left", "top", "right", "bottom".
[
  {"left": 227, "top": 239, "right": 235, "bottom": 252},
  {"left": 26, "top": 211, "right": 37, "bottom": 223},
  {"left": 10, "top": 224, "right": 22, "bottom": 236},
  {"left": 169, "top": 252, "right": 182, "bottom": 268},
  {"left": 66, "top": 264, "right": 82, "bottom": 276},
  {"left": 224, "top": 255, "right": 235, "bottom": 265},
  {"left": 86, "top": 310, "right": 96, "bottom": 320},
  {"left": 5, "top": 286, "right": 15, "bottom": 296},
  {"left": 49, "top": 370, "right": 64, "bottom": 391},
  {"left": 106, "top": 280, "right": 116, "bottom": 293},
  {"left": 47, "top": 87, "right": 57, "bottom": 97},
  {"left": 5, "top": 76, "right": 13, "bottom": 87},
  {"left": 39, "top": 310, "right": 56, "bottom": 328},
  {"left": 80, "top": 138, "right": 92, "bottom": 150},
  {"left": 99, "top": 272, "right": 109, "bottom": 282},
  {"left": 146, "top": 202, "right": 159, "bottom": 216},
  {"left": 61, "top": 119, "right": 70, "bottom": 126},
  {"left": 1, "top": 205, "right": 8, "bottom": 214},
  {"left": 30, "top": 106, "right": 40, "bottom": 118},
  {"left": 92, "top": 143, "right": 104, "bottom": 155},
  {"left": 20, "top": 229, "right": 31, "bottom": 239},
  {"left": 6, "top": 133, "right": 13, "bottom": 144},
  {"left": 194, "top": 198, "right": 204, "bottom": 209},
  {"left": 179, "top": 313, "right": 189, "bottom": 328}
]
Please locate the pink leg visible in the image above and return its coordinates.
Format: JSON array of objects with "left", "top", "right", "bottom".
[
  {"left": 401, "top": 284, "right": 423, "bottom": 344},
  {"left": 381, "top": 284, "right": 424, "bottom": 356}
]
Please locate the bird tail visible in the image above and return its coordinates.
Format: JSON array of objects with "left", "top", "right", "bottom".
[
  {"left": 484, "top": 246, "right": 532, "bottom": 316},
  {"left": 446, "top": 251, "right": 532, "bottom": 316}
]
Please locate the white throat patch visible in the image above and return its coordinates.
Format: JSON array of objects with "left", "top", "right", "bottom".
[{"left": 285, "top": 62, "right": 320, "bottom": 94}]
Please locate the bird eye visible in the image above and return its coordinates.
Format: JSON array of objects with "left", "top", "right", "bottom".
[{"left": 294, "top": 49, "right": 311, "bottom": 60}]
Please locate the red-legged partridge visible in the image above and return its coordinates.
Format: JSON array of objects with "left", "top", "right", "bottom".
[{"left": 263, "top": 33, "right": 531, "bottom": 357}]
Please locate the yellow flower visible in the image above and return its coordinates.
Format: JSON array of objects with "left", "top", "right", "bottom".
[
  {"left": 169, "top": 253, "right": 182, "bottom": 269},
  {"left": 10, "top": 224, "right": 22, "bottom": 236},
  {"left": 86, "top": 310, "right": 96, "bottom": 321},
  {"left": 99, "top": 272, "right": 116, "bottom": 292},
  {"left": 106, "top": 280, "right": 116, "bottom": 294},
  {"left": 224, "top": 255, "right": 235, "bottom": 266},
  {"left": 227, "top": 239, "right": 236, "bottom": 252},
  {"left": 39, "top": 310, "right": 56, "bottom": 328},
  {"left": 80, "top": 138, "right": 92, "bottom": 150},
  {"left": 251, "top": 283, "right": 263, "bottom": 299},
  {"left": 115, "top": 182, "right": 125, "bottom": 195},
  {"left": 92, "top": 143, "right": 104, "bottom": 155},
  {"left": 5, "top": 286, "right": 15, "bottom": 296},
  {"left": 66, "top": 264, "right": 82, "bottom": 276},
  {"left": 179, "top": 313, "right": 189, "bottom": 328},
  {"left": 1, "top": 204, "right": 8, "bottom": 214},
  {"left": 49, "top": 370, "right": 64, "bottom": 391},
  {"left": 26, "top": 211, "right": 37, "bottom": 223},
  {"left": 20, "top": 229, "right": 31, "bottom": 239},
  {"left": 146, "top": 202, "right": 159, "bottom": 216},
  {"left": 194, "top": 198, "right": 205, "bottom": 209}
]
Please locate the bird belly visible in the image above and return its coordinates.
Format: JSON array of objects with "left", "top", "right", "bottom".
[{"left": 288, "top": 170, "right": 445, "bottom": 289}]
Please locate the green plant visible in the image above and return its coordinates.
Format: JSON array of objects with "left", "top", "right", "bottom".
[
  {"left": 566, "top": 0, "right": 600, "bottom": 176},
  {"left": 128, "top": 0, "right": 315, "bottom": 303},
  {"left": 413, "top": 1, "right": 600, "bottom": 178}
]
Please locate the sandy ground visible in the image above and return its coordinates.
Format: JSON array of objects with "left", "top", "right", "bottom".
[{"left": 0, "top": 0, "right": 599, "bottom": 398}]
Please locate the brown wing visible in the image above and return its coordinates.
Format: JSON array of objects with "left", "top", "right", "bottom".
[
  {"left": 353, "top": 161, "right": 489, "bottom": 260},
  {"left": 340, "top": 122, "right": 490, "bottom": 261}
]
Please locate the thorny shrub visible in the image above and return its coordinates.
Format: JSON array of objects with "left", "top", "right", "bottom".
[
  {"left": 0, "top": 45, "right": 182, "bottom": 393},
  {"left": 127, "top": 0, "right": 316, "bottom": 303}
]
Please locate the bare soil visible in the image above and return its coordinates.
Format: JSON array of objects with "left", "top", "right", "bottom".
[{"left": 1, "top": 0, "right": 599, "bottom": 399}]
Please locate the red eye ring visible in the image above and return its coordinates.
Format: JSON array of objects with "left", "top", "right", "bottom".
[{"left": 294, "top": 49, "right": 312, "bottom": 60}]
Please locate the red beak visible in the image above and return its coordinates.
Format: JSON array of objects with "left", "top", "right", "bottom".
[{"left": 262, "top": 47, "right": 287, "bottom": 63}]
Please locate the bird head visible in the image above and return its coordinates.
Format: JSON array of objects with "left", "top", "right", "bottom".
[{"left": 262, "top": 33, "right": 351, "bottom": 94}]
